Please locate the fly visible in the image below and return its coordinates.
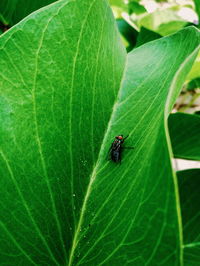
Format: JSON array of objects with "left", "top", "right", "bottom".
[{"left": 108, "top": 135, "right": 134, "bottom": 164}]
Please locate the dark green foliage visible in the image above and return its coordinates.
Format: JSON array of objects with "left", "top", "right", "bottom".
[
  {"left": 187, "top": 77, "right": 200, "bottom": 90},
  {"left": 0, "top": 0, "right": 57, "bottom": 25},
  {"left": 168, "top": 113, "right": 200, "bottom": 160},
  {"left": 136, "top": 27, "right": 161, "bottom": 47},
  {"left": 117, "top": 18, "right": 138, "bottom": 51},
  {"left": 177, "top": 169, "right": 200, "bottom": 265}
]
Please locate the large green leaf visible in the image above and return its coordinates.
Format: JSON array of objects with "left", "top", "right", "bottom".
[
  {"left": 0, "top": 0, "right": 126, "bottom": 264},
  {"left": 168, "top": 113, "right": 200, "bottom": 160},
  {"left": 0, "top": 0, "right": 56, "bottom": 25},
  {"left": 177, "top": 169, "right": 200, "bottom": 266},
  {"left": 0, "top": 0, "right": 200, "bottom": 265}
]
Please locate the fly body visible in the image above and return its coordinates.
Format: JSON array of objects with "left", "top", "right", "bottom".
[{"left": 108, "top": 135, "right": 134, "bottom": 163}]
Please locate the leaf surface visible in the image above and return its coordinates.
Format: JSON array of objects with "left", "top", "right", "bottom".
[
  {"left": 0, "top": 0, "right": 200, "bottom": 265},
  {"left": 168, "top": 113, "right": 200, "bottom": 160},
  {"left": 177, "top": 169, "right": 200, "bottom": 266},
  {"left": 0, "top": 0, "right": 126, "bottom": 264}
]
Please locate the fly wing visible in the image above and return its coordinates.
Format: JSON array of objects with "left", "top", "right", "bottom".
[
  {"left": 112, "top": 141, "right": 120, "bottom": 150},
  {"left": 111, "top": 150, "right": 120, "bottom": 162}
]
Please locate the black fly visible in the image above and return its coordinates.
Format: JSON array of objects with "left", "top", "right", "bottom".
[{"left": 108, "top": 135, "right": 134, "bottom": 163}]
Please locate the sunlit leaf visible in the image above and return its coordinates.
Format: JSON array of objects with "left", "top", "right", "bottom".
[
  {"left": 109, "top": 0, "right": 127, "bottom": 12},
  {"left": 128, "top": 1, "right": 146, "bottom": 15},
  {"left": 187, "top": 50, "right": 200, "bottom": 81},
  {"left": 137, "top": 7, "right": 188, "bottom": 36}
]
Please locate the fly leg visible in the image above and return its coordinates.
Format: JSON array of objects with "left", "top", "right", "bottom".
[{"left": 123, "top": 135, "right": 129, "bottom": 140}]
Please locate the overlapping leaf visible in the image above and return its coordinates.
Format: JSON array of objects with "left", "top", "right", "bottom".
[
  {"left": 135, "top": 27, "right": 161, "bottom": 47},
  {"left": 0, "top": 0, "right": 200, "bottom": 265},
  {"left": 194, "top": 0, "right": 200, "bottom": 25},
  {"left": 187, "top": 50, "right": 200, "bottom": 81},
  {"left": 137, "top": 7, "right": 188, "bottom": 36},
  {"left": 168, "top": 113, "right": 200, "bottom": 160},
  {"left": 0, "top": 0, "right": 57, "bottom": 25},
  {"left": 177, "top": 169, "right": 200, "bottom": 266}
]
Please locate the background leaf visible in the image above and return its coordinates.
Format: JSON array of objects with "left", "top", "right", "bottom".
[
  {"left": 116, "top": 18, "right": 138, "bottom": 51},
  {"left": 0, "top": 0, "right": 200, "bottom": 265},
  {"left": 177, "top": 169, "right": 200, "bottom": 266},
  {"left": 0, "top": 0, "right": 57, "bottom": 25},
  {"left": 137, "top": 7, "right": 188, "bottom": 36},
  {"left": 168, "top": 113, "right": 200, "bottom": 160},
  {"left": 194, "top": 0, "right": 200, "bottom": 26},
  {"left": 187, "top": 51, "right": 200, "bottom": 81},
  {"left": 128, "top": 1, "right": 146, "bottom": 15},
  {"left": 187, "top": 77, "right": 200, "bottom": 90},
  {"left": 135, "top": 26, "right": 161, "bottom": 47}
]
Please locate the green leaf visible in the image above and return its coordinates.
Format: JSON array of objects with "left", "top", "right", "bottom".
[
  {"left": 177, "top": 169, "right": 200, "bottom": 266},
  {"left": 0, "top": 0, "right": 126, "bottom": 264},
  {"left": 128, "top": 0, "right": 140, "bottom": 3},
  {"left": 187, "top": 50, "right": 200, "bottom": 81},
  {"left": 137, "top": 8, "right": 188, "bottom": 36},
  {"left": 116, "top": 18, "right": 138, "bottom": 51},
  {"left": 187, "top": 77, "right": 200, "bottom": 90},
  {"left": 128, "top": 2, "right": 146, "bottom": 15},
  {"left": 0, "top": 0, "right": 57, "bottom": 25},
  {"left": 0, "top": 0, "right": 200, "bottom": 264},
  {"left": 168, "top": 113, "right": 200, "bottom": 160},
  {"left": 109, "top": 0, "right": 126, "bottom": 8},
  {"left": 136, "top": 26, "right": 161, "bottom": 47},
  {"left": 194, "top": 0, "right": 200, "bottom": 25}
]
